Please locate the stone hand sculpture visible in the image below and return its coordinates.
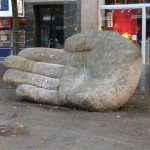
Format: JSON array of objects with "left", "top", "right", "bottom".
[{"left": 3, "top": 31, "right": 142, "bottom": 111}]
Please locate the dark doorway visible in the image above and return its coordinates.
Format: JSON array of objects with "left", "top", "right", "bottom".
[{"left": 34, "top": 4, "right": 64, "bottom": 48}]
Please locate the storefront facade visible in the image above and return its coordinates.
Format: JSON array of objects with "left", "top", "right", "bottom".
[
  {"left": 24, "top": 0, "right": 100, "bottom": 49},
  {"left": 24, "top": 0, "right": 80, "bottom": 49},
  {"left": 0, "top": 0, "right": 25, "bottom": 58},
  {"left": 100, "top": 0, "right": 150, "bottom": 64},
  {"left": 0, "top": 0, "right": 99, "bottom": 57},
  {"left": 2, "top": 0, "right": 149, "bottom": 64}
]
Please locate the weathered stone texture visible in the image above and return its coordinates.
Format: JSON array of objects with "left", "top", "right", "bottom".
[{"left": 3, "top": 31, "right": 142, "bottom": 112}]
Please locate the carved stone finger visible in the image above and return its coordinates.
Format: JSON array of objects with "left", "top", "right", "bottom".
[
  {"left": 18, "top": 47, "right": 71, "bottom": 65},
  {"left": 17, "top": 84, "right": 59, "bottom": 105},
  {"left": 4, "top": 56, "right": 65, "bottom": 78},
  {"left": 4, "top": 55, "right": 35, "bottom": 72},
  {"left": 32, "top": 62, "right": 64, "bottom": 78},
  {"left": 3, "top": 69, "right": 59, "bottom": 90}
]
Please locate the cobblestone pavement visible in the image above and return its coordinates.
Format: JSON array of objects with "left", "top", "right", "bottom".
[{"left": 0, "top": 62, "right": 150, "bottom": 150}]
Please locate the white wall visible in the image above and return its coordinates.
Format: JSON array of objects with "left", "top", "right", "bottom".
[
  {"left": 81, "top": 0, "right": 105, "bottom": 32},
  {"left": 99, "top": 0, "right": 105, "bottom": 5},
  {"left": 81, "top": 0, "right": 99, "bottom": 32}
]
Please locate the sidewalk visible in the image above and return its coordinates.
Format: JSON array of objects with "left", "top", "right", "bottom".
[{"left": 0, "top": 62, "right": 150, "bottom": 150}]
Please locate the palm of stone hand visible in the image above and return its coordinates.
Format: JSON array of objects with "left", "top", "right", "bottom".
[{"left": 3, "top": 31, "right": 142, "bottom": 111}]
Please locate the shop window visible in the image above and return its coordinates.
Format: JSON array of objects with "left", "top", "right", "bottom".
[
  {"left": 18, "top": 18, "right": 25, "bottom": 30},
  {"left": 101, "top": 8, "right": 142, "bottom": 46},
  {"left": 0, "top": 18, "right": 25, "bottom": 57},
  {"left": 0, "top": 18, "right": 12, "bottom": 48},
  {"left": 127, "top": 0, "right": 143, "bottom": 4},
  {"left": 0, "top": 18, "right": 12, "bottom": 29},
  {"left": 105, "top": 0, "right": 144, "bottom": 4}
]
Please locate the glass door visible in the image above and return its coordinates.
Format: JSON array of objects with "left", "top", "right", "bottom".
[
  {"left": 146, "top": 7, "right": 150, "bottom": 63},
  {"left": 41, "top": 22, "right": 50, "bottom": 47},
  {"left": 35, "top": 5, "right": 64, "bottom": 48}
]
